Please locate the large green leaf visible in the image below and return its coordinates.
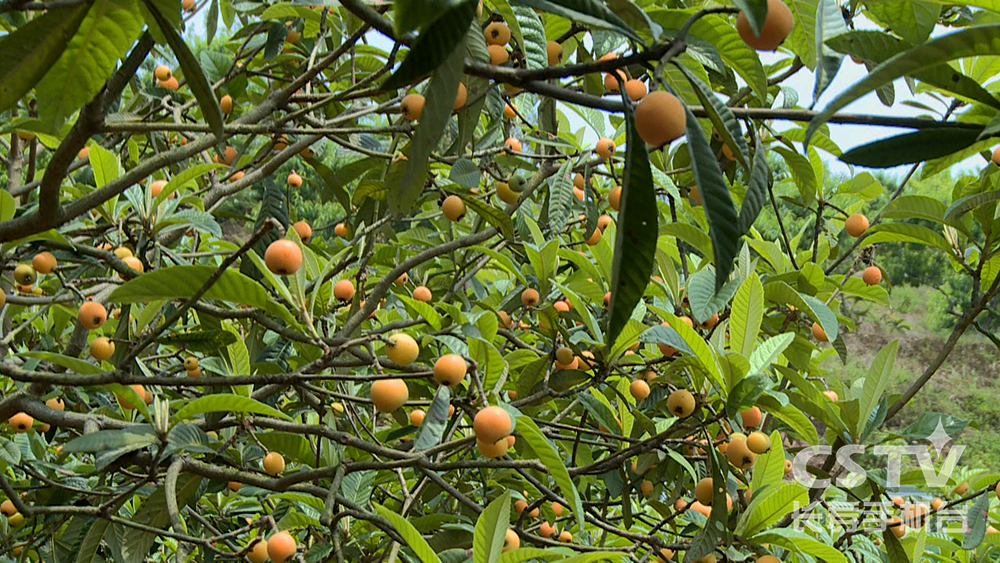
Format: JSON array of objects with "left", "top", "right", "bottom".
[
  {"left": 497, "top": 548, "right": 562, "bottom": 563},
  {"left": 825, "top": 30, "right": 1000, "bottom": 110},
  {"left": 861, "top": 223, "right": 953, "bottom": 254},
  {"left": 110, "top": 265, "right": 299, "bottom": 326},
  {"left": 606, "top": 92, "right": 657, "bottom": 348},
  {"left": 389, "top": 37, "right": 466, "bottom": 214},
  {"left": 384, "top": 0, "right": 476, "bottom": 89},
  {"left": 393, "top": 0, "right": 463, "bottom": 34},
  {"left": 962, "top": 490, "right": 990, "bottom": 549},
  {"left": 808, "top": 24, "right": 1000, "bottom": 144},
  {"left": 63, "top": 428, "right": 156, "bottom": 454},
  {"left": 512, "top": 5, "right": 547, "bottom": 71},
  {"left": 751, "top": 529, "right": 848, "bottom": 563},
  {"left": 730, "top": 273, "right": 763, "bottom": 357},
  {"left": 687, "top": 265, "right": 740, "bottom": 324},
  {"left": 159, "top": 163, "right": 226, "bottom": 204},
  {"left": 857, "top": 340, "right": 899, "bottom": 437},
  {"left": 736, "top": 482, "right": 808, "bottom": 536},
  {"left": 172, "top": 393, "right": 294, "bottom": 422},
  {"left": 75, "top": 518, "right": 112, "bottom": 563},
  {"left": 452, "top": 192, "right": 515, "bottom": 242},
  {"left": 413, "top": 386, "right": 451, "bottom": 451},
  {"left": 511, "top": 0, "right": 642, "bottom": 43},
  {"left": 738, "top": 131, "right": 770, "bottom": 234},
  {"left": 684, "top": 105, "right": 739, "bottom": 290},
  {"left": 840, "top": 128, "right": 983, "bottom": 168},
  {"left": 473, "top": 490, "right": 510, "bottom": 563},
  {"left": 945, "top": 190, "right": 1000, "bottom": 224},
  {"left": 865, "top": 0, "right": 939, "bottom": 45},
  {"left": 547, "top": 160, "right": 574, "bottom": 236},
  {"left": 306, "top": 156, "right": 375, "bottom": 210},
  {"left": 516, "top": 416, "right": 584, "bottom": 533},
  {"left": 37, "top": 0, "right": 143, "bottom": 129},
  {"left": 812, "top": 0, "right": 846, "bottom": 102},
  {"left": 675, "top": 62, "right": 749, "bottom": 171},
  {"left": 0, "top": 3, "right": 89, "bottom": 114},
  {"left": 23, "top": 351, "right": 105, "bottom": 375},
  {"left": 375, "top": 504, "right": 442, "bottom": 563},
  {"left": 750, "top": 430, "right": 786, "bottom": 493}
]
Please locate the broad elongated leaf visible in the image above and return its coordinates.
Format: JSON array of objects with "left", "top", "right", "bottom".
[
  {"left": 389, "top": 38, "right": 466, "bottom": 214},
  {"left": 738, "top": 131, "right": 770, "bottom": 234},
  {"left": 375, "top": 503, "right": 442, "bottom": 563},
  {"left": 453, "top": 192, "right": 515, "bottom": 242},
  {"left": 684, "top": 105, "right": 739, "bottom": 290},
  {"left": 687, "top": 266, "right": 740, "bottom": 324},
  {"left": 750, "top": 430, "right": 786, "bottom": 493},
  {"left": 511, "top": 0, "right": 642, "bottom": 43},
  {"left": 945, "top": 190, "right": 1000, "bottom": 223},
  {"left": 857, "top": 340, "right": 899, "bottom": 437},
  {"left": 606, "top": 91, "right": 657, "bottom": 348},
  {"left": 736, "top": 482, "right": 808, "bottom": 536},
  {"left": 512, "top": 5, "right": 547, "bottom": 71},
  {"left": 110, "top": 265, "right": 299, "bottom": 326},
  {"left": 516, "top": 416, "right": 584, "bottom": 533},
  {"left": 144, "top": 0, "right": 223, "bottom": 139},
  {"left": 548, "top": 160, "right": 573, "bottom": 236},
  {"left": 840, "top": 128, "right": 983, "bottom": 168},
  {"left": 0, "top": 3, "right": 89, "bottom": 114},
  {"left": 962, "top": 490, "right": 990, "bottom": 549},
  {"left": 23, "top": 351, "right": 104, "bottom": 374},
  {"left": 413, "top": 386, "right": 451, "bottom": 451},
  {"left": 160, "top": 163, "right": 226, "bottom": 203},
  {"left": 172, "top": 393, "right": 293, "bottom": 422},
  {"left": 675, "top": 62, "right": 749, "bottom": 171},
  {"left": 473, "top": 490, "right": 510, "bottom": 563},
  {"left": 37, "top": 0, "right": 143, "bottom": 129},
  {"left": 63, "top": 428, "right": 156, "bottom": 453},
  {"left": 730, "top": 273, "right": 763, "bottom": 357},
  {"left": 394, "top": 0, "right": 463, "bottom": 34},
  {"left": 751, "top": 528, "right": 848, "bottom": 563},
  {"left": 308, "top": 156, "right": 377, "bottom": 210},
  {"left": 812, "top": 0, "right": 846, "bottom": 103},
  {"left": 825, "top": 30, "right": 1000, "bottom": 110},
  {"left": 497, "top": 548, "right": 562, "bottom": 563},
  {"left": 808, "top": 24, "right": 1000, "bottom": 145},
  {"left": 748, "top": 332, "right": 794, "bottom": 376},
  {"left": 75, "top": 518, "right": 112, "bottom": 563},
  {"left": 384, "top": 0, "right": 476, "bottom": 89}
]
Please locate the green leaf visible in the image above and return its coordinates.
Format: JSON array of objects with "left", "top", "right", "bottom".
[
  {"left": 413, "top": 386, "right": 451, "bottom": 451},
  {"left": 865, "top": 0, "right": 939, "bottom": 45},
  {"left": 674, "top": 62, "right": 749, "bottom": 171},
  {"left": 773, "top": 146, "right": 817, "bottom": 206},
  {"left": 389, "top": 39, "right": 466, "bottom": 215},
  {"left": 144, "top": 0, "right": 223, "bottom": 139},
  {"left": 825, "top": 30, "right": 1000, "bottom": 111},
  {"left": 736, "top": 482, "right": 808, "bottom": 536},
  {"left": 515, "top": 416, "right": 584, "bottom": 533},
  {"left": 37, "top": 0, "right": 142, "bottom": 129},
  {"left": 963, "top": 488, "right": 990, "bottom": 549},
  {"left": 110, "top": 265, "right": 299, "bottom": 326},
  {"left": 883, "top": 522, "right": 910, "bottom": 563},
  {"left": 473, "top": 490, "right": 511, "bottom": 563},
  {"left": 662, "top": 313, "right": 722, "bottom": 386},
  {"left": 813, "top": 0, "right": 846, "bottom": 102},
  {"left": 307, "top": 156, "right": 376, "bottom": 210},
  {"left": 750, "top": 430, "right": 786, "bottom": 493},
  {"left": 452, "top": 192, "right": 515, "bottom": 242},
  {"left": 512, "top": 5, "right": 547, "bottom": 71},
  {"left": 511, "top": 0, "right": 642, "bottom": 43},
  {"left": 730, "top": 273, "right": 763, "bottom": 357},
  {"left": 0, "top": 191, "right": 15, "bottom": 223},
  {"left": 750, "top": 529, "right": 848, "bottom": 563},
  {"left": 374, "top": 503, "right": 442, "bottom": 563},
  {"left": 341, "top": 470, "right": 375, "bottom": 508},
  {"left": 661, "top": 223, "right": 713, "bottom": 258},
  {"left": 861, "top": 223, "right": 953, "bottom": 254},
  {"left": 160, "top": 163, "right": 226, "bottom": 202},
  {"left": 75, "top": 518, "right": 112, "bottom": 563},
  {"left": 857, "top": 340, "right": 899, "bottom": 437},
  {"left": 840, "top": 128, "right": 983, "bottom": 168},
  {"left": 396, "top": 293, "right": 442, "bottom": 330},
  {"left": 0, "top": 3, "right": 89, "bottom": 114},
  {"left": 687, "top": 265, "right": 740, "bottom": 325},
  {"left": 808, "top": 24, "right": 1000, "bottom": 145},
  {"left": 684, "top": 105, "right": 739, "bottom": 290},
  {"left": 548, "top": 160, "right": 574, "bottom": 236},
  {"left": 23, "top": 351, "right": 104, "bottom": 375},
  {"left": 748, "top": 332, "right": 794, "bottom": 376},
  {"left": 63, "top": 428, "right": 156, "bottom": 453},
  {"left": 770, "top": 404, "right": 819, "bottom": 445},
  {"left": 394, "top": 0, "right": 462, "bottom": 34},
  {"left": 384, "top": 0, "right": 476, "bottom": 89},
  {"left": 606, "top": 92, "right": 657, "bottom": 349},
  {"left": 172, "top": 393, "right": 293, "bottom": 423},
  {"left": 945, "top": 190, "right": 1000, "bottom": 224}
]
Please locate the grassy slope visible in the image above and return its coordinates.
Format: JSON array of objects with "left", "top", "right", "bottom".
[{"left": 821, "top": 285, "right": 1000, "bottom": 470}]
